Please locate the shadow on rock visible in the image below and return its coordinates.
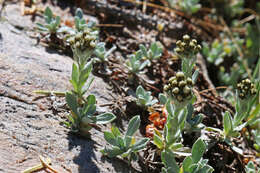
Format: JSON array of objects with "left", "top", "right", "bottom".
[
  {"left": 101, "top": 155, "right": 139, "bottom": 173},
  {"left": 67, "top": 133, "right": 100, "bottom": 173}
]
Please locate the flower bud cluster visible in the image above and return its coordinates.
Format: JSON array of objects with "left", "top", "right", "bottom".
[
  {"left": 174, "top": 34, "right": 201, "bottom": 57},
  {"left": 237, "top": 79, "right": 257, "bottom": 99},
  {"left": 68, "top": 28, "right": 98, "bottom": 51},
  {"left": 164, "top": 72, "right": 194, "bottom": 102}
]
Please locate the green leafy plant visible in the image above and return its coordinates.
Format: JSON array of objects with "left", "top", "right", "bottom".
[
  {"left": 135, "top": 85, "right": 158, "bottom": 109},
  {"left": 65, "top": 28, "right": 115, "bottom": 137},
  {"left": 94, "top": 42, "right": 117, "bottom": 63},
  {"left": 161, "top": 138, "right": 214, "bottom": 173},
  {"left": 139, "top": 42, "right": 163, "bottom": 66},
  {"left": 101, "top": 115, "right": 149, "bottom": 162},
  {"left": 223, "top": 79, "right": 258, "bottom": 137},
  {"left": 125, "top": 50, "right": 150, "bottom": 74},
  {"left": 166, "top": 0, "right": 201, "bottom": 15},
  {"left": 185, "top": 103, "right": 204, "bottom": 132},
  {"left": 202, "top": 32, "right": 245, "bottom": 86},
  {"left": 36, "top": 7, "right": 61, "bottom": 35},
  {"left": 245, "top": 161, "right": 259, "bottom": 173},
  {"left": 74, "top": 8, "right": 96, "bottom": 32}
]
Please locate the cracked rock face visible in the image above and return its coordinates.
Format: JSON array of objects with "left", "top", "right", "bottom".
[{"left": 0, "top": 3, "right": 133, "bottom": 173}]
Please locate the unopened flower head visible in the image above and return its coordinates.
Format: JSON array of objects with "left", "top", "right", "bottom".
[
  {"left": 174, "top": 34, "right": 201, "bottom": 57},
  {"left": 164, "top": 71, "right": 194, "bottom": 103},
  {"left": 68, "top": 28, "right": 98, "bottom": 51},
  {"left": 237, "top": 79, "right": 257, "bottom": 99}
]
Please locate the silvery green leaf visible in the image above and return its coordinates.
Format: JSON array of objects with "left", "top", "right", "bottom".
[
  {"left": 104, "top": 45, "right": 117, "bottom": 59},
  {"left": 111, "top": 125, "right": 121, "bottom": 137},
  {"left": 161, "top": 149, "right": 179, "bottom": 173},
  {"left": 131, "top": 138, "right": 149, "bottom": 151},
  {"left": 182, "top": 156, "right": 193, "bottom": 172},
  {"left": 199, "top": 165, "right": 214, "bottom": 173},
  {"left": 87, "top": 94, "right": 96, "bottom": 105},
  {"left": 95, "top": 113, "right": 116, "bottom": 124},
  {"left": 44, "top": 7, "right": 53, "bottom": 23},
  {"left": 104, "top": 131, "right": 117, "bottom": 146},
  {"left": 121, "top": 149, "right": 132, "bottom": 158},
  {"left": 101, "top": 147, "right": 124, "bottom": 158},
  {"left": 153, "top": 132, "right": 164, "bottom": 150},
  {"left": 192, "top": 69, "right": 199, "bottom": 83},
  {"left": 57, "top": 26, "right": 75, "bottom": 34},
  {"left": 135, "top": 50, "right": 143, "bottom": 60},
  {"left": 83, "top": 104, "right": 96, "bottom": 116},
  {"left": 124, "top": 135, "right": 133, "bottom": 149},
  {"left": 159, "top": 93, "right": 167, "bottom": 105},
  {"left": 36, "top": 23, "right": 48, "bottom": 31},
  {"left": 117, "top": 136, "right": 125, "bottom": 150},
  {"left": 125, "top": 115, "right": 140, "bottom": 137},
  {"left": 234, "top": 122, "right": 247, "bottom": 131},
  {"left": 65, "top": 92, "right": 78, "bottom": 115},
  {"left": 136, "top": 85, "right": 145, "bottom": 96},
  {"left": 139, "top": 60, "right": 149, "bottom": 70},
  {"left": 187, "top": 103, "right": 194, "bottom": 120},
  {"left": 139, "top": 44, "right": 148, "bottom": 57},
  {"left": 223, "top": 111, "right": 233, "bottom": 136},
  {"left": 75, "top": 8, "right": 84, "bottom": 19},
  {"left": 245, "top": 161, "right": 256, "bottom": 173},
  {"left": 166, "top": 100, "right": 174, "bottom": 117},
  {"left": 191, "top": 138, "right": 206, "bottom": 163}
]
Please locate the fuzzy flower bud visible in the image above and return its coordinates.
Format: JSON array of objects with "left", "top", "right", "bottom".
[
  {"left": 164, "top": 71, "right": 193, "bottom": 103},
  {"left": 237, "top": 79, "right": 257, "bottom": 99}
]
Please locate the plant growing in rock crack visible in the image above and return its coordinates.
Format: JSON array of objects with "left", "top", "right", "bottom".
[
  {"left": 139, "top": 42, "right": 163, "bottom": 66},
  {"left": 174, "top": 35, "right": 201, "bottom": 78},
  {"left": 94, "top": 42, "right": 117, "bottom": 63},
  {"left": 135, "top": 85, "right": 158, "bottom": 110},
  {"left": 101, "top": 115, "right": 149, "bottom": 163},
  {"left": 65, "top": 28, "right": 116, "bottom": 137},
  {"left": 36, "top": 7, "right": 60, "bottom": 38},
  {"left": 161, "top": 138, "right": 214, "bottom": 173}
]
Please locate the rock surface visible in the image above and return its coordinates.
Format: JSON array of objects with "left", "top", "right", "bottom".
[{"left": 0, "top": 3, "right": 133, "bottom": 173}]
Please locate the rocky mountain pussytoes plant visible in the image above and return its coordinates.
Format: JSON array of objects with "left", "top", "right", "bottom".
[
  {"left": 36, "top": 7, "right": 60, "bottom": 37},
  {"left": 135, "top": 85, "right": 158, "bottom": 110},
  {"left": 65, "top": 28, "right": 115, "bottom": 137},
  {"left": 174, "top": 35, "right": 201, "bottom": 78},
  {"left": 94, "top": 42, "right": 117, "bottom": 63},
  {"left": 222, "top": 79, "right": 257, "bottom": 139},
  {"left": 101, "top": 115, "right": 149, "bottom": 162},
  {"left": 139, "top": 42, "right": 163, "bottom": 66},
  {"left": 125, "top": 50, "right": 150, "bottom": 74}
]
